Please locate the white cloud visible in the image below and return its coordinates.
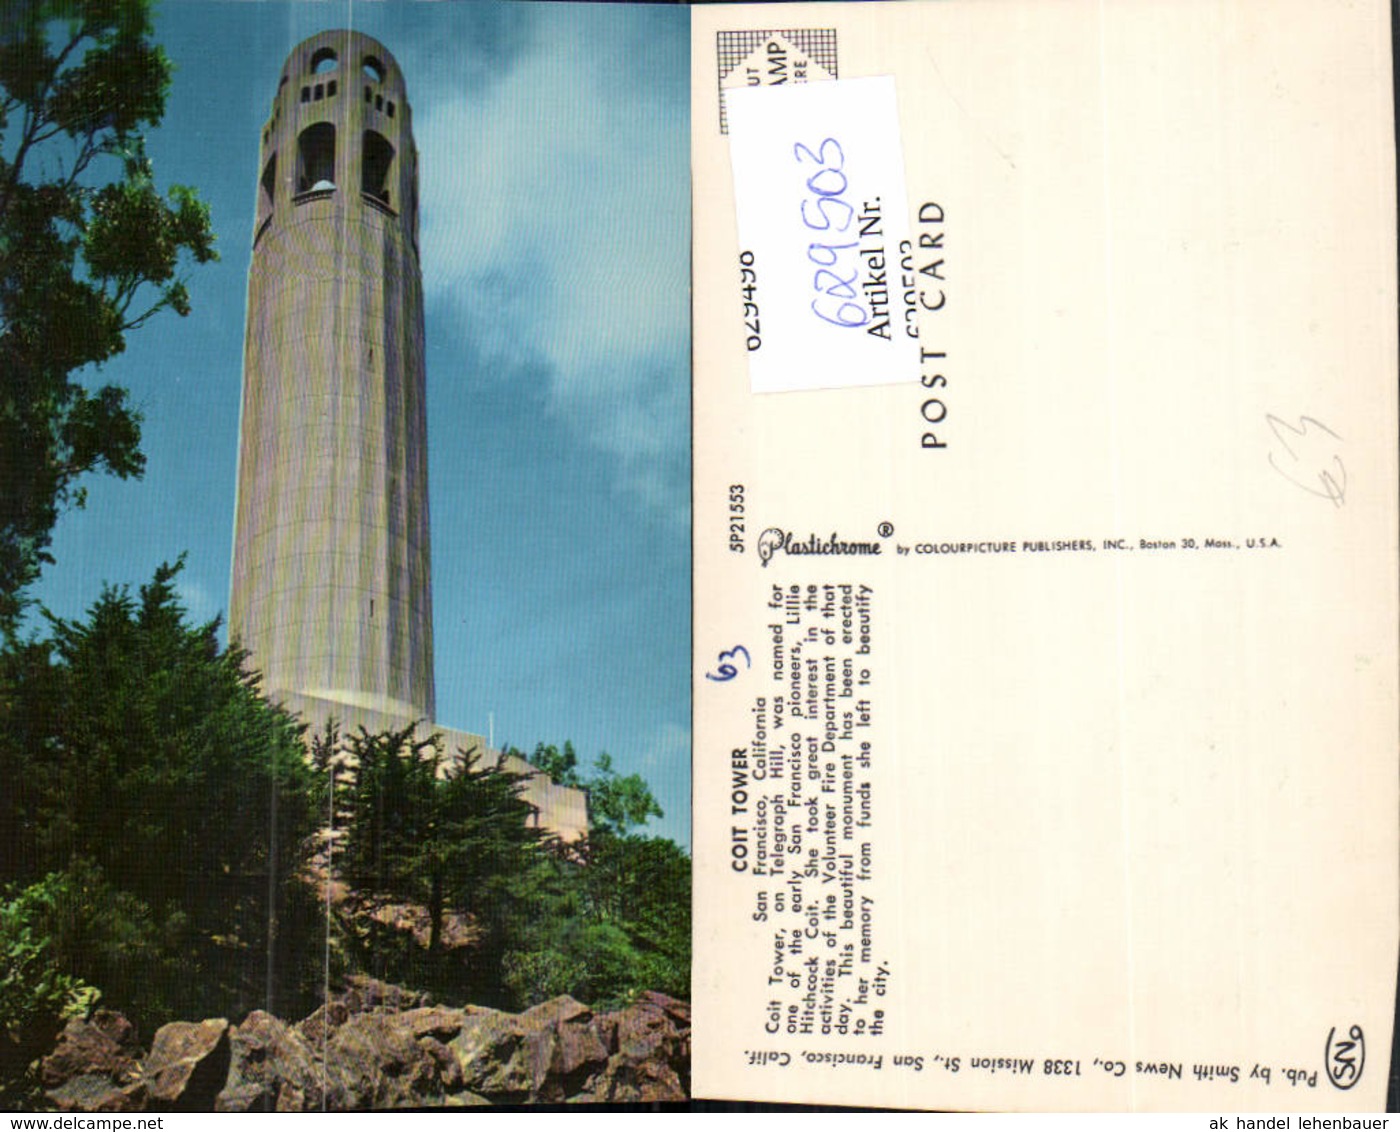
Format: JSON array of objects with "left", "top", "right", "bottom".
[{"left": 416, "top": 10, "right": 688, "bottom": 514}]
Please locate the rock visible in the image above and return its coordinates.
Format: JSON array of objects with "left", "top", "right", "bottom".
[
  {"left": 212, "top": 1083, "right": 267, "bottom": 1113},
  {"left": 323, "top": 1011, "right": 444, "bottom": 1109},
  {"left": 40, "top": 1011, "right": 145, "bottom": 1112},
  {"left": 443, "top": 1089, "right": 493, "bottom": 1107},
  {"left": 296, "top": 998, "right": 350, "bottom": 1048},
  {"left": 340, "top": 974, "right": 429, "bottom": 1014},
  {"left": 527, "top": 997, "right": 609, "bottom": 1091},
  {"left": 40, "top": 1011, "right": 140, "bottom": 1089},
  {"left": 418, "top": 1036, "right": 463, "bottom": 1092},
  {"left": 89, "top": 1010, "right": 139, "bottom": 1050},
  {"left": 142, "top": 1018, "right": 231, "bottom": 1111},
  {"left": 593, "top": 1010, "right": 619, "bottom": 1052},
  {"left": 447, "top": 1009, "right": 532, "bottom": 1101},
  {"left": 399, "top": 1005, "right": 466, "bottom": 1043},
  {"left": 580, "top": 995, "right": 691, "bottom": 1103},
  {"left": 520, "top": 995, "right": 590, "bottom": 1026},
  {"left": 447, "top": 996, "right": 610, "bottom": 1104},
  {"left": 609, "top": 993, "right": 689, "bottom": 1064},
  {"left": 44, "top": 1075, "right": 144, "bottom": 1114},
  {"left": 637, "top": 991, "right": 690, "bottom": 1027},
  {"left": 580, "top": 1053, "right": 687, "bottom": 1104},
  {"left": 295, "top": 978, "right": 429, "bottom": 1047},
  {"left": 215, "top": 1010, "right": 321, "bottom": 1113},
  {"left": 33, "top": 985, "right": 691, "bottom": 1110},
  {"left": 361, "top": 900, "right": 475, "bottom": 950}
]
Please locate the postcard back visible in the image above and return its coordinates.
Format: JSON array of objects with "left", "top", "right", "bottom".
[{"left": 691, "top": 0, "right": 1398, "bottom": 1110}]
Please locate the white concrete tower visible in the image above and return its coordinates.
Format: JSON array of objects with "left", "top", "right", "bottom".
[{"left": 230, "top": 31, "right": 434, "bottom": 724}]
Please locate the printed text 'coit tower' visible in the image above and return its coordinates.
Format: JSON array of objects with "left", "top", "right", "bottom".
[{"left": 229, "top": 31, "right": 434, "bottom": 723}]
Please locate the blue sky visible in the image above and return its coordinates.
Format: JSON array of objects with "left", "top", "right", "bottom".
[{"left": 28, "top": 2, "right": 692, "bottom": 848}]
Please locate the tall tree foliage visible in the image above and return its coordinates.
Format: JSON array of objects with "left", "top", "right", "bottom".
[
  {"left": 523, "top": 741, "right": 664, "bottom": 835},
  {"left": 0, "top": 560, "right": 324, "bottom": 1029},
  {"left": 517, "top": 741, "right": 690, "bottom": 1003},
  {"left": 0, "top": 0, "right": 216, "bottom": 630},
  {"left": 336, "top": 733, "right": 690, "bottom": 1009},
  {"left": 581, "top": 832, "right": 690, "bottom": 999},
  {"left": 336, "top": 727, "right": 551, "bottom": 1004}
]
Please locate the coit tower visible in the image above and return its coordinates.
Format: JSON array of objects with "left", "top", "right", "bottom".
[{"left": 230, "top": 30, "right": 434, "bottom": 724}]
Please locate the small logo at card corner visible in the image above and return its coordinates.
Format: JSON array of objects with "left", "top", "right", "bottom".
[
  {"left": 716, "top": 28, "right": 838, "bottom": 134},
  {"left": 1324, "top": 1024, "right": 1364, "bottom": 1090}
]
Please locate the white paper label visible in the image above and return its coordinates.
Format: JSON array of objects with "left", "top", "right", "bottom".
[{"left": 727, "top": 77, "right": 920, "bottom": 393}]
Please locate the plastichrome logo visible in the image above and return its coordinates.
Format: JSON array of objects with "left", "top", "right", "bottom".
[{"left": 757, "top": 528, "right": 883, "bottom": 568}]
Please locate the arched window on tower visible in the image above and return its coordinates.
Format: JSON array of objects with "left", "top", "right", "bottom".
[
  {"left": 361, "top": 129, "right": 395, "bottom": 210},
  {"left": 296, "top": 123, "right": 336, "bottom": 194},
  {"left": 310, "top": 47, "right": 338, "bottom": 74}
]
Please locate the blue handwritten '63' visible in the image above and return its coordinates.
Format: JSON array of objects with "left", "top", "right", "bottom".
[
  {"left": 705, "top": 645, "right": 751, "bottom": 683},
  {"left": 795, "top": 138, "right": 868, "bottom": 329}
]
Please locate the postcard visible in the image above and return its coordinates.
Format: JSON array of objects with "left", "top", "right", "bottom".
[{"left": 691, "top": 0, "right": 1397, "bottom": 1111}]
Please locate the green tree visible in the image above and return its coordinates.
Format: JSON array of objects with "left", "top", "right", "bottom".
[
  {"left": 586, "top": 752, "right": 664, "bottom": 836},
  {"left": 499, "top": 830, "right": 693, "bottom": 1009},
  {"left": 525, "top": 739, "right": 579, "bottom": 789},
  {"left": 0, "top": 0, "right": 216, "bottom": 631},
  {"left": 582, "top": 832, "right": 690, "bottom": 1000},
  {"left": 336, "top": 734, "right": 690, "bottom": 1010},
  {"left": 0, "top": 560, "right": 324, "bottom": 1027},
  {"left": 337, "top": 725, "right": 440, "bottom": 911},
  {"left": 0, "top": 870, "right": 102, "bottom": 1103},
  {"left": 515, "top": 741, "right": 690, "bottom": 1003},
  {"left": 519, "top": 741, "right": 663, "bottom": 835},
  {"left": 337, "top": 727, "right": 552, "bottom": 1004}
]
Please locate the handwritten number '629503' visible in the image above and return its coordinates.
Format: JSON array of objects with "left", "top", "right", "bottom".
[{"left": 795, "top": 138, "right": 868, "bottom": 329}]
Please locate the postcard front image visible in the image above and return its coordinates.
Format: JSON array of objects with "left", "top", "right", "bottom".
[
  {"left": 691, "top": 0, "right": 1398, "bottom": 1111},
  {"left": 2, "top": 2, "right": 691, "bottom": 1111}
]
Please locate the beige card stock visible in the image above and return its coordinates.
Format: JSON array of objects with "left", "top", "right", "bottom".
[{"left": 691, "top": 1, "right": 1398, "bottom": 1111}]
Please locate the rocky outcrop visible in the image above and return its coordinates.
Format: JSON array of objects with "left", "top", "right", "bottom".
[
  {"left": 38, "top": 1011, "right": 143, "bottom": 1113},
  {"left": 143, "top": 1019, "right": 231, "bottom": 1111},
  {"left": 583, "top": 992, "right": 690, "bottom": 1103},
  {"left": 38, "top": 983, "right": 689, "bottom": 1111},
  {"left": 320, "top": 1011, "right": 444, "bottom": 1109},
  {"left": 447, "top": 995, "right": 613, "bottom": 1103},
  {"left": 343, "top": 896, "right": 476, "bottom": 952},
  {"left": 214, "top": 1011, "right": 321, "bottom": 1112}
]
